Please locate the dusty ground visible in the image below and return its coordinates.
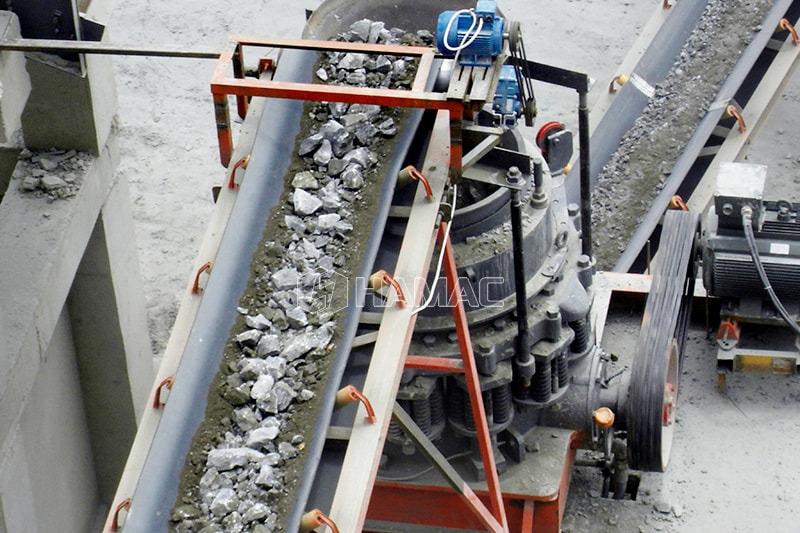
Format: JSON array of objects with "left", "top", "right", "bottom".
[{"left": 108, "top": 0, "right": 800, "bottom": 531}]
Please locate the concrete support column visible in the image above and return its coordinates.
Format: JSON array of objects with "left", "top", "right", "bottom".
[
  {"left": 0, "top": 12, "right": 30, "bottom": 143},
  {"left": 0, "top": 12, "right": 30, "bottom": 199},
  {"left": 18, "top": 2, "right": 116, "bottom": 154},
  {"left": 68, "top": 173, "right": 153, "bottom": 501}
]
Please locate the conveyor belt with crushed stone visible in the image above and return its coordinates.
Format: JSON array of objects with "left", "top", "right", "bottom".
[{"left": 591, "top": 0, "right": 772, "bottom": 270}]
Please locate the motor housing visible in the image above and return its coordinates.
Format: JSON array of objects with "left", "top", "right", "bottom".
[
  {"left": 703, "top": 163, "right": 800, "bottom": 301},
  {"left": 436, "top": 0, "right": 505, "bottom": 66}
]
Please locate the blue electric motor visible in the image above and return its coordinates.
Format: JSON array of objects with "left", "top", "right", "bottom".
[
  {"left": 492, "top": 64, "right": 522, "bottom": 124},
  {"left": 436, "top": 0, "right": 505, "bottom": 67}
]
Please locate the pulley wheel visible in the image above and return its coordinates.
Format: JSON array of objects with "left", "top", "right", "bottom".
[
  {"left": 507, "top": 20, "right": 521, "bottom": 52},
  {"left": 536, "top": 121, "right": 564, "bottom": 152},
  {"left": 628, "top": 210, "right": 698, "bottom": 472}
]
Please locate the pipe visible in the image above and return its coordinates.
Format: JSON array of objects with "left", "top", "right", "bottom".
[
  {"left": 508, "top": 168, "right": 535, "bottom": 391},
  {"left": 578, "top": 90, "right": 592, "bottom": 258},
  {"left": 611, "top": 438, "right": 629, "bottom": 500}
]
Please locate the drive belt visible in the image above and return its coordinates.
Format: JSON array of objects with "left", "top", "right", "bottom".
[{"left": 628, "top": 209, "right": 698, "bottom": 472}]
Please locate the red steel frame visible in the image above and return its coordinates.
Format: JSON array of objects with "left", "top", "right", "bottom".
[
  {"left": 369, "top": 223, "right": 581, "bottom": 533},
  {"left": 210, "top": 36, "right": 577, "bottom": 532},
  {"left": 210, "top": 36, "right": 465, "bottom": 171},
  {"left": 403, "top": 222, "right": 510, "bottom": 531}
]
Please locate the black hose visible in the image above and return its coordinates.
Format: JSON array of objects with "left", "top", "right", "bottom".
[{"left": 742, "top": 208, "right": 800, "bottom": 337}]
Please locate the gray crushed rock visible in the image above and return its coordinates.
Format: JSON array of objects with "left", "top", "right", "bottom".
[
  {"left": 171, "top": 18, "right": 422, "bottom": 533},
  {"left": 14, "top": 148, "right": 90, "bottom": 201}
]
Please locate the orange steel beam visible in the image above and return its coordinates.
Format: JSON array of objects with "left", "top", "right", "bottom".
[
  {"left": 366, "top": 431, "right": 584, "bottom": 532},
  {"left": 405, "top": 355, "right": 465, "bottom": 372},
  {"left": 210, "top": 36, "right": 466, "bottom": 173},
  {"left": 440, "top": 221, "right": 509, "bottom": 531},
  {"left": 390, "top": 402, "right": 504, "bottom": 532}
]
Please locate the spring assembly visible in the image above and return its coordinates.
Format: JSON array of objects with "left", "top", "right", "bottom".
[
  {"left": 388, "top": 400, "right": 409, "bottom": 441},
  {"left": 430, "top": 381, "right": 445, "bottom": 427},
  {"left": 512, "top": 375, "right": 530, "bottom": 400},
  {"left": 411, "top": 398, "right": 433, "bottom": 436},
  {"left": 569, "top": 318, "right": 590, "bottom": 354},
  {"left": 492, "top": 384, "right": 512, "bottom": 425},
  {"left": 556, "top": 352, "right": 569, "bottom": 389},
  {"left": 387, "top": 419, "right": 404, "bottom": 441},
  {"left": 463, "top": 391, "right": 476, "bottom": 431},
  {"left": 446, "top": 377, "right": 465, "bottom": 426},
  {"left": 531, "top": 358, "right": 552, "bottom": 402}
]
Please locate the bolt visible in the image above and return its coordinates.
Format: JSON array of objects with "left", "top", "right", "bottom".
[
  {"left": 546, "top": 307, "right": 560, "bottom": 320},
  {"left": 506, "top": 166, "right": 522, "bottom": 185},
  {"left": 422, "top": 334, "right": 437, "bottom": 348},
  {"left": 493, "top": 318, "right": 507, "bottom": 331},
  {"left": 477, "top": 339, "right": 494, "bottom": 355},
  {"left": 568, "top": 203, "right": 580, "bottom": 217},
  {"left": 722, "top": 203, "right": 734, "bottom": 216},
  {"left": 447, "top": 331, "right": 459, "bottom": 344},
  {"left": 578, "top": 254, "right": 591, "bottom": 269}
]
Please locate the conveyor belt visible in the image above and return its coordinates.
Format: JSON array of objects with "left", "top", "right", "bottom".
[{"left": 613, "top": 0, "right": 800, "bottom": 272}]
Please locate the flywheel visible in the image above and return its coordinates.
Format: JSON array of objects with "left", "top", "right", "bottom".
[{"left": 628, "top": 209, "right": 699, "bottom": 472}]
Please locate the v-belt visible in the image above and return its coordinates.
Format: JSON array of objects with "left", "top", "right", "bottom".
[{"left": 628, "top": 209, "right": 698, "bottom": 472}]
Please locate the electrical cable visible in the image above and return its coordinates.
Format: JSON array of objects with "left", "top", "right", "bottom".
[
  {"left": 375, "top": 451, "right": 472, "bottom": 482},
  {"left": 411, "top": 183, "right": 457, "bottom": 316},
  {"left": 741, "top": 207, "right": 800, "bottom": 337},
  {"left": 442, "top": 9, "right": 484, "bottom": 53}
]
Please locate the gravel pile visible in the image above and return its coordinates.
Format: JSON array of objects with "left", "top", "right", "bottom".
[
  {"left": 14, "top": 148, "right": 90, "bottom": 201},
  {"left": 170, "top": 20, "right": 429, "bottom": 533},
  {"left": 591, "top": 0, "right": 771, "bottom": 270}
]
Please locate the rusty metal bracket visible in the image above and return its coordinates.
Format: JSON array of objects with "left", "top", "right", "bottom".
[
  {"left": 608, "top": 74, "right": 629, "bottom": 93},
  {"left": 725, "top": 104, "right": 746, "bottom": 132},
  {"left": 369, "top": 269, "right": 407, "bottom": 308},
  {"left": 300, "top": 509, "right": 340, "bottom": 533},
  {"left": 778, "top": 18, "right": 799, "bottom": 45},
  {"left": 110, "top": 498, "right": 131, "bottom": 531},
  {"left": 227, "top": 154, "right": 250, "bottom": 189},
  {"left": 668, "top": 195, "right": 688, "bottom": 211},
  {"left": 717, "top": 319, "right": 741, "bottom": 351},
  {"left": 400, "top": 165, "right": 434, "bottom": 201},
  {"left": 152, "top": 376, "right": 175, "bottom": 409},
  {"left": 191, "top": 262, "right": 213, "bottom": 295},
  {"left": 335, "top": 385, "right": 376, "bottom": 424}
]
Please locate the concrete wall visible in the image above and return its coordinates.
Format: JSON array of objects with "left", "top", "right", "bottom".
[
  {"left": 0, "top": 1, "right": 157, "bottom": 529},
  {"left": 18, "top": 307, "right": 102, "bottom": 532},
  {"left": 18, "top": 2, "right": 116, "bottom": 155},
  {"left": 0, "top": 132, "right": 153, "bottom": 529}
]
